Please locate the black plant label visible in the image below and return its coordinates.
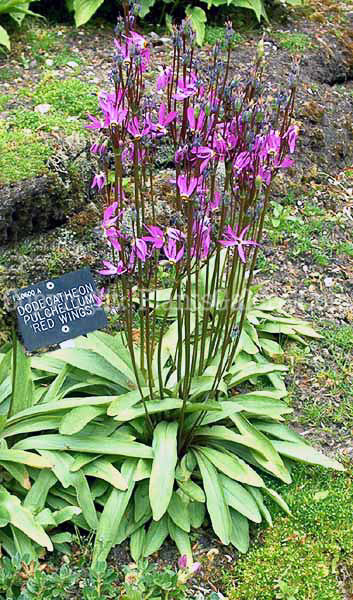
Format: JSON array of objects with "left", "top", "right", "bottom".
[{"left": 10, "top": 268, "right": 107, "bottom": 351}]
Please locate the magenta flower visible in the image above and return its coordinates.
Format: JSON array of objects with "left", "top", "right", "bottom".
[
  {"left": 105, "top": 105, "right": 127, "bottom": 128},
  {"left": 178, "top": 555, "right": 188, "bottom": 569},
  {"left": 106, "top": 228, "right": 122, "bottom": 252},
  {"left": 190, "top": 562, "right": 201, "bottom": 574},
  {"left": 132, "top": 238, "right": 148, "bottom": 262},
  {"left": 91, "top": 172, "right": 106, "bottom": 190},
  {"left": 166, "top": 227, "right": 186, "bottom": 242},
  {"left": 219, "top": 224, "right": 258, "bottom": 263},
  {"left": 173, "top": 75, "right": 198, "bottom": 101},
  {"left": 142, "top": 225, "right": 164, "bottom": 249},
  {"left": 99, "top": 260, "right": 126, "bottom": 276},
  {"left": 192, "top": 220, "right": 211, "bottom": 259},
  {"left": 103, "top": 202, "right": 119, "bottom": 229},
  {"left": 85, "top": 114, "right": 104, "bottom": 131},
  {"left": 127, "top": 117, "right": 150, "bottom": 140},
  {"left": 177, "top": 175, "right": 198, "bottom": 200},
  {"left": 164, "top": 239, "right": 184, "bottom": 264},
  {"left": 157, "top": 66, "right": 172, "bottom": 91},
  {"left": 234, "top": 151, "right": 251, "bottom": 172},
  {"left": 149, "top": 103, "right": 178, "bottom": 136},
  {"left": 187, "top": 107, "right": 206, "bottom": 132},
  {"left": 90, "top": 142, "right": 106, "bottom": 155},
  {"left": 93, "top": 287, "right": 105, "bottom": 307},
  {"left": 283, "top": 124, "right": 299, "bottom": 153}
]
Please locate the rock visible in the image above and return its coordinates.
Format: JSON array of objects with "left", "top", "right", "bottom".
[
  {"left": 324, "top": 277, "right": 334, "bottom": 287},
  {"left": 67, "top": 61, "right": 79, "bottom": 68},
  {"left": 34, "top": 103, "right": 52, "bottom": 114},
  {"left": 45, "top": 59, "right": 54, "bottom": 66}
]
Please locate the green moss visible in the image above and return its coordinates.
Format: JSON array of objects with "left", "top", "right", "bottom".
[
  {"left": 0, "top": 95, "right": 10, "bottom": 111},
  {"left": 8, "top": 109, "right": 85, "bottom": 134},
  {"left": 32, "top": 77, "right": 98, "bottom": 117},
  {"left": 0, "top": 129, "right": 51, "bottom": 184},
  {"left": 224, "top": 465, "right": 353, "bottom": 600},
  {"left": 273, "top": 32, "right": 313, "bottom": 53}
]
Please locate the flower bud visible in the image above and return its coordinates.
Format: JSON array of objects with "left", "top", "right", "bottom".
[
  {"left": 255, "top": 175, "right": 262, "bottom": 190},
  {"left": 257, "top": 38, "right": 265, "bottom": 61}
]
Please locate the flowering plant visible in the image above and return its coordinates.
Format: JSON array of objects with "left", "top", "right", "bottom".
[{"left": 69, "top": 2, "right": 344, "bottom": 566}]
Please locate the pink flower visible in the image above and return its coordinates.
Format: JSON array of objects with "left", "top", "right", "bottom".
[
  {"left": 142, "top": 225, "right": 164, "bottom": 249},
  {"left": 127, "top": 117, "right": 150, "bottom": 140},
  {"left": 85, "top": 114, "right": 104, "bottom": 131},
  {"left": 284, "top": 125, "right": 299, "bottom": 153},
  {"left": 177, "top": 175, "right": 198, "bottom": 200},
  {"left": 234, "top": 151, "right": 251, "bottom": 172},
  {"left": 192, "top": 220, "right": 211, "bottom": 260},
  {"left": 90, "top": 142, "right": 106, "bottom": 155},
  {"left": 157, "top": 66, "right": 172, "bottom": 91},
  {"left": 99, "top": 260, "right": 126, "bottom": 276},
  {"left": 106, "top": 228, "right": 122, "bottom": 252},
  {"left": 164, "top": 239, "right": 184, "bottom": 264},
  {"left": 91, "top": 172, "right": 106, "bottom": 190},
  {"left": 103, "top": 202, "right": 119, "bottom": 229},
  {"left": 149, "top": 104, "right": 178, "bottom": 137},
  {"left": 219, "top": 224, "right": 258, "bottom": 263},
  {"left": 132, "top": 238, "right": 148, "bottom": 262},
  {"left": 178, "top": 555, "right": 188, "bottom": 569},
  {"left": 93, "top": 287, "right": 105, "bottom": 307},
  {"left": 187, "top": 107, "right": 206, "bottom": 132}
]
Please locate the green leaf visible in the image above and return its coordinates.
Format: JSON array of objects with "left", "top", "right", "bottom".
[
  {"left": 53, "top": 506, "right": 81, "bottom": 526},
  {"left": 92, "top": 459, "right": 137, "bottom": 567},
  {"left": 107, "top": 389, "right": 150, "bottom": 417},
  {"left": 263, "top": 487, "right": 291, "bottom": 515},
  {"left": 229, "top": 508, "right": 249, "bottom": 553},
  {"left": 167, "top": 492, "right": 190, "bottom": 532},
  {"left": 198, "top": 446, "right": 264, "bottom": 487},
  {"left": 230, "top": 414, "right": 291, "bottom": 484},
  {"left": 189, "top": 501, "right": 205, "bottom": 528},
  {"left": 168, "top": 517, "right": 192, "bottom": 563},
  {"left": 0, "top": 449, "right": 52, "bottom": 468},
  {"left": 227, "top": 363, "right": 287, "bottom": 388},
  {"left": 0, "top": 462, "right": 30, "bottom": 489},
  {"left": 271, "top": 441, "right": 345, "bottom": 471},
  {"left": 130, "top": 526, "right": 145, "bottom": 562},
  {"left": 84, "top": 459, "right": 128, "bottom": 490},
  {"left": 219, "top": 474, "right": 262, "bottom": 522},
  {"left": 59, "top": 405, "right": 106, "bottom": 435},
  {"left": 15, "top": 434, "right": 153, "bottom": 459},
  {"left": 0, "top": 24, "right": 10, "bottom": 49},
  {"left": 134, "top": 480, "right": 150, "bottom": 522},
  {"left": 143, "top": 515, "right": 169, "bottom": 557},
  {"left": 9, "top": 338, "right": 33, "bottom": 417},
  {"left": 73, "top": 0, "right": 104, "bottom": 26},
  {"left": 113, "top": 398, "right": 182, "bottom": 422},
  {"left": 194, "top": 450, "right": 231, "bottom": 544},
  {"left": 254, "top": 421, "right": 308, "bottom": 444},
  {"left": 7, "top": 396, "right": 114, "bottom": 426},
  {"left": 138, "top": 0, "right": 156, "bottom": 17},
  {"left": 178, "top": 479, "right": 205, "bottom": 503},
  {"left": 24, "top": 470, "right": 57, "bottom": 512},
  {"left": 133, "top": 458, "right": 152, "bottom": 482},
  {"left": 185, "top": 5, "right": 206, "bottom": 45},
  {"left": 149, "top": 422, "right": 178, "bottom": 521},
  {"left": 246, "top": 486, "right": 272, "bottom": 526},
  {"left": 50, "top": 348, "right": 133, "bottom": 389},
  {"left": 0, "top": 488, "right": 52, "bottom": 550}
]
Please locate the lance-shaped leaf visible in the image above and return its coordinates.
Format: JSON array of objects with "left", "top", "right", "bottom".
[
  {"left": 197, "top": 446, "right": 264, "bottom": 487},
  {"left": 59, "top": 406, "right": 106, "bottom": 435},
  {"left": 7, "top": 396, "right": 114, "bottom": 426},
  {"left": 24, "top": 470, "right": 57, "bottom": 512},
  {"left": 194, "top": 450, "right": 231, "bottom": 544},
  {"left": 230, "top": 414, "right": 291, "bottom": 484},
  {"left": 219, "top": 474, "right": 262, "bottom": 523},
  {"left": 167, "top": 492, "right": 190, "bottom": 532},
  {"left": 143, "top": 515, "right": 169, "bottom": 557},
  {"left": 108, "top": 389, "right": 150, "bottom": 417},
  {"left": 84, "top": 459, "right": 128, "bottom": 490},
  {"left": 0, "top": 488, "right": 52, "bottom": 551},
  {"left": 92, "top": 458, "right": 137, "bottom": 567},
  {"left": 9, "top": 338, "right": 33, "bottom": 417},
  {"left": 130, "top": 526, "right": 146, "bottom": 562},
  {"left": 272, "top": 441, "right": 344, "bottom": 471},
  {"left": 168, "top": 517, "right": 193, "bottom": 563},
  {"left": 229, "top": 508, "right": 249, "bottom": 553},
  {"left": 189, "top": 501, "right": 205, "bottom": 528},
  {"left": 0, "top": 449, "right": 52, "bottom": 469},
  {"left": 14, "top": 434, "right": 153, "bottom": 459},
  {"left": 178, "top": 479, "right": 205, "bottom": 503},
  {"left": 149, "top": 422, "right": 178, "bottom": 521}
]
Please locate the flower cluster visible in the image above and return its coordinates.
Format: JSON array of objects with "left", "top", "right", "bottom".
[{"left": 86, "top": 6, "right": 298, "bottom": 397}]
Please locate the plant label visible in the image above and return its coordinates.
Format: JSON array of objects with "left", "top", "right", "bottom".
[{"left": 11, "top": 268, "right": 107, "bottom": 351}]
